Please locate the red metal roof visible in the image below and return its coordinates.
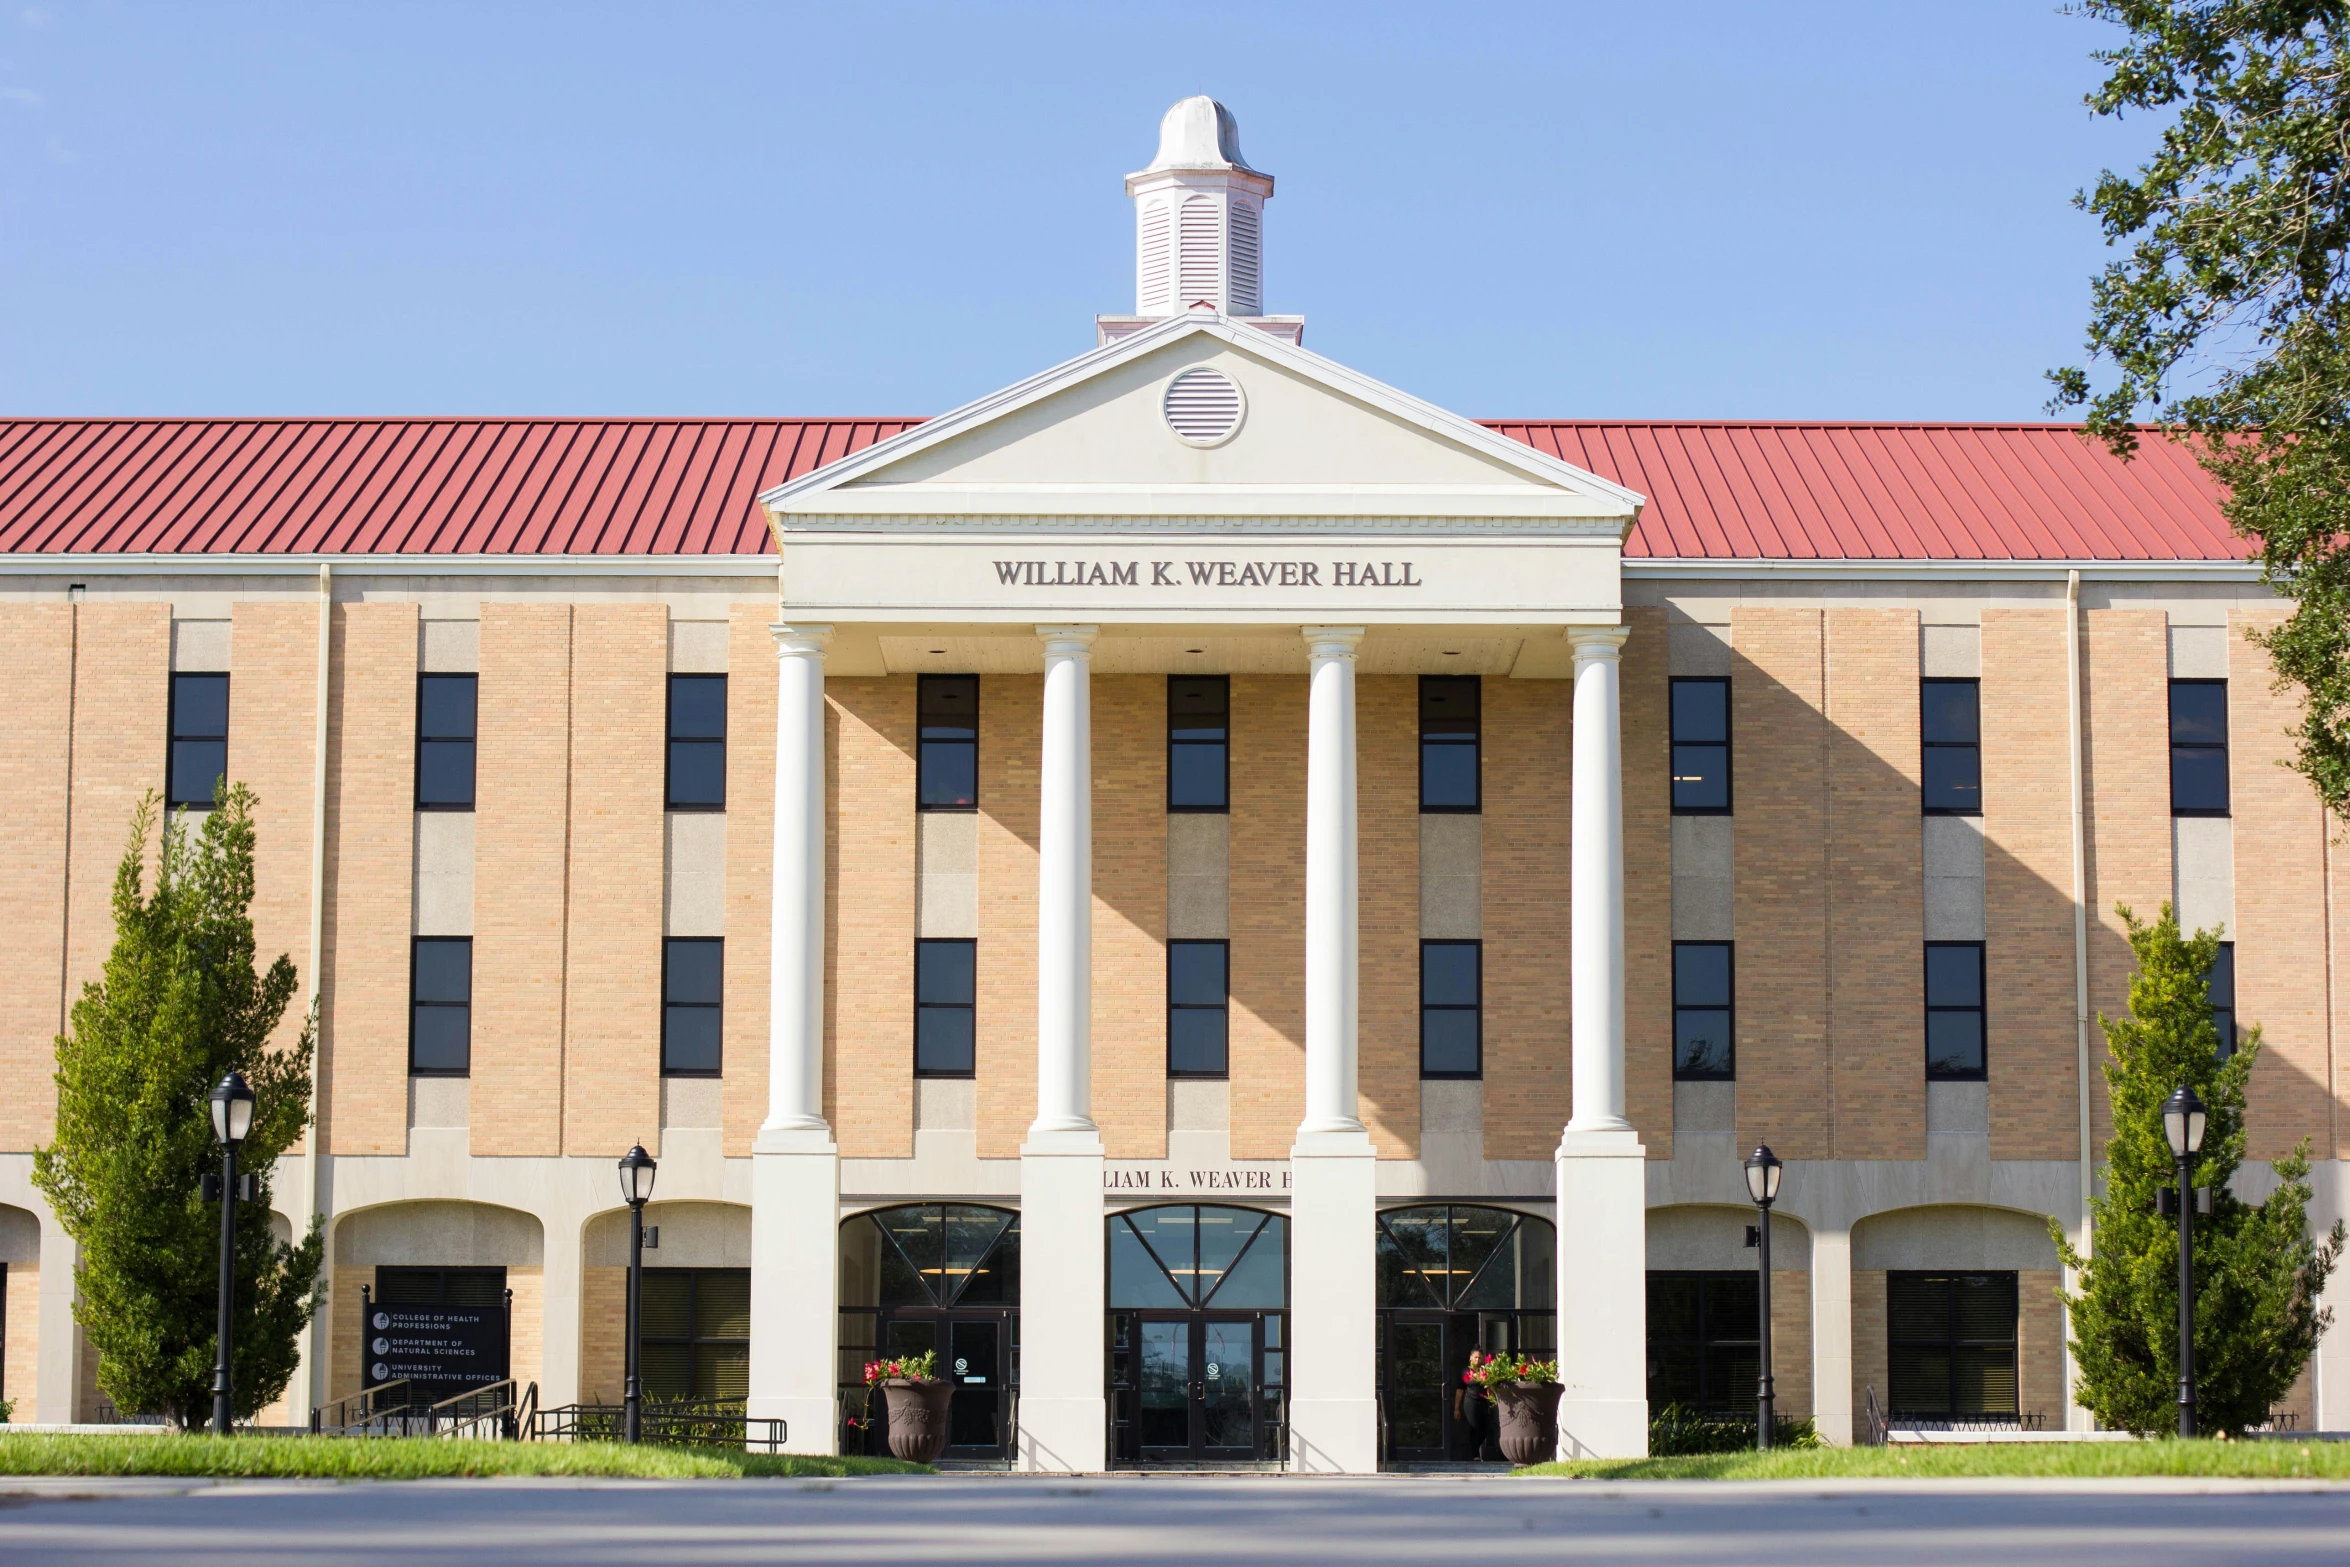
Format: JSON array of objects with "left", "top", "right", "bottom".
[{"left": 0, "top": 416, "right": 2243, "bottom": 562}]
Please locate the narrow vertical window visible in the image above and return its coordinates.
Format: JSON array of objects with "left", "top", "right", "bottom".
[
  {"left": 663, "top": 937, "right": 723, "bottom": 1076},
  {"left": 919, "top": 675, "right": 979, "bottom": 810},
  {"left": 1167, "top": 939, "right": 1229, "bottom": 1077},
  {"left": 1670, "top": 677, "right": 1730, "bottom": 813},
  {"left": 915, "top": 937, "right": 977, "bottom": 1076},
  {"left": 1925, "top": 941, "right": 1986, "bottom": 1081},
  {"left": 667, "top": 673, "right": 727, "bottom": 810},
  {"left": 1672, "top": 941, "right": 1734, "bottom": 1081},
  {"left": 167, "top": 672, "right": 229, "bottom": 810},
  {"left": 1420, "top": 939, "right": 1482, "bottom": 1078},
  {"left": 417, "top": 673, "right": 478, "bottom": 809},
  {"left": 2170, "top": 679, "right": 2229, "bottom": 816},
  {"left": 1168, "top": 675, "right": 1230, "bottom": 812},
  {"left": 1920, "top": 678, "right": 1981, "bottom": 815},
  {"left": 410, "top": 936, "right": 473, "bottom": 1076},
  {"left": 2208, "top": 941, "right": 2238, "bottom": 1059},
  {"left": 1419, "top": 676, "right": 1480, "bottom": 812}
]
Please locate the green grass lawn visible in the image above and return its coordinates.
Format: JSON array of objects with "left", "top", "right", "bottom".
[
  {"left": 0, "top": 1433, "right": 928, "bottom": 1480},
  {"left": 1519, "top": 1439, "right": 2350, "bottom": 1482}
]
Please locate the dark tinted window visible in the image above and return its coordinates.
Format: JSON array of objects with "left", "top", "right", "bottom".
[
  {"left": 411, "top": 936, "right": 472, "bottom": 1075},
  {"left": 667, "top": 674, "right": 727, "bottom": 810},
  {"left": 915, "top": 937, "right": 976, "bottom": 1076},
  {"left": 1887, "top": 1272, "right": 2018, "bottom": 1420},
  {"left": 1168, "top": 676, "right": 1229, "bottom": 812},
  {"left": 1647, "top": 1271, "right": 1759, "bottom": 1416},
  {"left": 1420, "top": 940, "right": 1481, "bottom": 1078},
  {"left": 1920, "top": 678, "right": 1981, "bottom": 815},
  {"left": 1167, "top": 939, "right": 1229, "bottom": 1077},
  {"left": 417, "top": 673, "right": 478, "bottom": 809},
  {"left": 168, "top": 672, "right": 229, "bottom": 809},
  {"left": 638, "top": 1268, "right": 751, "bottom": 1402},
  {"left": 663, "top": 937, "right": 723, "bottom": 1076},
  {"left": 1419, "top": 677, "right": 1479, "bottom": 813},
  {"left": 2208, "top": 942, "right": 2238, "bottom": 1059},
  {"left": 2170, "top": 680, "right": 2229, "bottom": 815},
  {"left": 1925, "top": 941, "right": 1986, "bottom": 1080},
  {"left": 919, "top": 675, "right": 979, "bottom": 810},
  {"left": 1673, "top": 941, "right": 1733, "bottom": 1081},
  {"left": 1670, "top": 678, "right": 1730, "bottom": 814}
]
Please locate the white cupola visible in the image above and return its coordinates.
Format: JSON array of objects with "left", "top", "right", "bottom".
[{"left": 1100, "top": 98, "right": 1303, "bottom": 346}]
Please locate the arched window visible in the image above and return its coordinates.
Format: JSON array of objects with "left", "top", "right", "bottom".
[
  {"left": 1109, "top": 1205, "right": 1286, "bottom": 1310},
  {"left": 840, "top": 1203, "right": 1019, "bottom": 1309},
  {"left": 1376, "top": 1205, "right": 1554, "bottom": 1310}
]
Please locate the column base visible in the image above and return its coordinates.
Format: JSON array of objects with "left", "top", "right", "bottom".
[
  {"left": 748, "top": 1130, "right": 840, "bottom": 1455},
  {"left": 1289, "top": 1129, "right": 1377, "bottom": 1474},
  {"left": 1019, "top": 1133, "right": 1105, "bottom": 1473},
  {"left": 1555, "top": 1126, "right": 1648, "bottom": 1460}
]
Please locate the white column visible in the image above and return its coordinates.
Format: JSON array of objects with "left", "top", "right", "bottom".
[
  {"left": 1811, "top": 1226, "right": 1854, "bottom": 1445},
  {"left": 1019, "top": 625, "right": 1107, "bottom": 1472},
  {"left": 748, "top": 622, "right": 841, "bottom": 1454},
  {"left": 1554, "top": 624, "right": 1649, "bottom": 1459},
  {"left": 1289, "top": 626, "right": 1378, "bottom": 1474}
]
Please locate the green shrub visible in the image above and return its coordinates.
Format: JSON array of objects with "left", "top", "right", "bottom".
[{"left": 1649, "top": 1402, "right": 1820, "bottom": 1455}]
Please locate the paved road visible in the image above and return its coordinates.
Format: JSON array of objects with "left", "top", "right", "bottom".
[{"left": 0, "top": 1475, "right": 2345, "bottom": 1566}]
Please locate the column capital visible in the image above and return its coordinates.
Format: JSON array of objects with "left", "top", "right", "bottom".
[
  {"left": 1565, "top": 624, "right": 1630, "bottom": 659},
  {"left": 1036, "top": 624, "right": 1100, "bottom": 655},
  {"left": 1301, "top": 625, "right": 1365, "bottom": 660},
  {"left": 771, "top": 622, "right": 834, "bottom": 657}
]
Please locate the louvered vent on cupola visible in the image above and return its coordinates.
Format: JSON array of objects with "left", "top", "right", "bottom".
[
  {"left": 1177, "top": 197, "right": 1221, "bottom": 308},
  {"left": 1138, "top": 202, "right": 1173, "bottom": 315},
  {"left": 1227, "top": 200, "right": 1261, "bottom": 315}
]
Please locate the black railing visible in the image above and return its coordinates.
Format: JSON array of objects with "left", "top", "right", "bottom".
[
  {"left": 430, "top": 1378, "right": 529, "bottom": 1440},
  {"left": 532, "top": 1397, "right": 787, "bottom": 1452},
  {"left": 312, "top": 1380, "right": 422, "bottom": 1436}
]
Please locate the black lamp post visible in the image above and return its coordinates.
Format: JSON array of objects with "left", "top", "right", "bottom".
[
  {"left": 1744, "top": 1144, "right": 1783, "bottom": 1450},
  {"left": 207, "top": 1071, "right": 255, "bottom": 1437},
  {"left": 2161, "top": 1084, "right": 2208, "bottom": 1439},
  {"left": 617, "top": 1143, "right": 658, "bottom": 1444}
]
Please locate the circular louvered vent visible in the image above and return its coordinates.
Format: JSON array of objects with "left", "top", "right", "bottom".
[{"left": 1164, "top": 368, "right": 1244, "bottom": 446}]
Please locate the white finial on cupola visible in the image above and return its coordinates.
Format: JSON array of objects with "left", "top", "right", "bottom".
[{"left": 1126, "top": 97, "right": 1274, "bottom": 318}]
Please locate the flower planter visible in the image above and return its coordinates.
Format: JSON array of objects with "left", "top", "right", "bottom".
[
  {"left": 879, "top": 1378, "right": 954, "bottom": 1464},
  {"left": 1489, "top": 1380, "right": 1564, "bottom": 1466}
]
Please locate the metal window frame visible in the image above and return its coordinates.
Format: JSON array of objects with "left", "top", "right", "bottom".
[
  {"left": 1166, "top": 674, "right": 1231, "bottom": 815},
  {"left": 666, "top": 673, "right": 729, "bottom": 813},
  {"left": 1417, "top": 674, "right": 1482, "bottom": 815},
  {"left": 2210, "top": 940, "right": 2239, "bottom": 1059},
  {"left": 166, "top": 670, "right": 231, "bottom": 810},
  {"left": 914, "top": 935, "right": 978, "bottom": 1079},
  {"left": 408, "top": 934, "right": 474, "bottom": 1078},
  {"left": 1671, "top": 938, "right": 1736, "bottom": 1082},
  {"left": 1668, "top": 675, "right": 1732, "bottom": 817},
  {"left": 1165, "top": 937, "right": 1231, "bottom": 1079},
  {"left": 1418, "top": 937, "right": 1483, "bottom": 1080},
  {"left": 1884, "top": 1270, "right": 2020, "bottom": 1422},
  {"left": 661, "top": 935, "right": 725, "bottom": 1078},
  {"left": 2168, "top": 677, "right": 2230, "bottom": 817},
  {"left": 635, "top": 1266, "right": 753, "bottom": 1403},
  {"left": 1924, "top": 939, "right": 1988, "bottom": 1082},
  {"left": 917, "top": 673, "right": 981, "bottom": 813},
  {"left": 415, "top": 671, "right": 480, "bottom": 811},
  {"left": 1919, "top": 676, "right": 1982, "bottom": 817},
  {"left": 1645, "top": 1269, "right": 1763, "bottom": 1415}
]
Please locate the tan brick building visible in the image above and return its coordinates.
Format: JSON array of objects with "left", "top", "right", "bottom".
[{"left": 0, "top": 98, "right": 2336, "bottom": 1465}]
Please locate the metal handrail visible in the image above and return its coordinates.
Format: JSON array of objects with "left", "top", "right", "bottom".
[
  {"left": 1861, "top": 1385, "right": 1889, "bottom": 1447},
  {"left": 311, "top": 1380, "right": 420, "bottom": 1436},
  {"left": 429, "top": 1378, "right": 523, "bottom": 1440},
  {"left": 532, "top": 1396, "right": 786, "bottom": 1452}
]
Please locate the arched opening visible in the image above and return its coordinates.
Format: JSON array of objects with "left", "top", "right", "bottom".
[
  {"left": 1107, "top": 1204, "right": 1287, "bottom": 1468},
  {"left": 839, "top": 1203, "right": 1019, "bottom": 1462},
  {"left": 583, "top": 1201, "right": 752, "bottom": 1406},
  {"left": 1851, "top": 1204, "right": 2062, "bottom": 1431},
  {"left": 1375, "top": 1203, "right": 1555, "bottom": 1465},
  {"left": 332, "top": 1200, "right": 545, "bottom": 1410}
]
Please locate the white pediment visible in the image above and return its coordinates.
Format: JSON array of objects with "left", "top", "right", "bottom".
[{"left": 761, "top": 314, "right": 1642, "bottom": 529}]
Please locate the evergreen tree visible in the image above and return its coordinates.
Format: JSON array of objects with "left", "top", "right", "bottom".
[
  {"left": 2057, "top": 903, "right": 2343, "bottom": 1435},
  {"left": 33, "top": 788, "right": 324, "bottom": 1428}
]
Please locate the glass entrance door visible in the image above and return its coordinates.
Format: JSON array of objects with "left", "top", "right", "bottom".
[
  {"left": 839, "top": 1203, "right": 1021, "bottom": 1462},
  {"left": 1374, "top": 1205, "right": 1557, "bottom": 1466},
  {"left": 1132, "top": 1314, "right": 1263, "bottom": 1462}
]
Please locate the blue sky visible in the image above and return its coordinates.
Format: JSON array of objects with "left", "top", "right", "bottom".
[{"left": 0, "top": 2, "right": 2149, "bottom": 421}]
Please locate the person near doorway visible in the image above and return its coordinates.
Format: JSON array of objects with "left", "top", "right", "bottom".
[{"left": 1456, "top": 1349, "right": 1490, "bottom": 1460}]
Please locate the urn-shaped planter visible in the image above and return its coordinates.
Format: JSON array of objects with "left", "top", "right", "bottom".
[
  {"left": 1489, "top": 1381, "right": 1564, "bottom": 1466},
  {"left": 880, "top": 1378, "right": 954, "bottom": 1464}
]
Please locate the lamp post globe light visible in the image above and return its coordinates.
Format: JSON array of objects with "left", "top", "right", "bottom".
[
  {"left": 1743, "top": 1144, "right": 1783, "bottom": 1450},
  {"left": 207, "top": 1071, "right": 255, "bottom": 1437},
  {"left": 617, "top": 1144, "right": 658, "bottom": 1444},
  {"left": 2161, "top": 1084, "right": 2208, "bottom": 1439}
]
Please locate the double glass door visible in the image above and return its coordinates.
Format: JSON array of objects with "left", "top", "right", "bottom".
[
  {"left": 1118, "top": 1311, "right": 1279, "bottom": 1464},
  {"left": 845, "top": 1308, "right": 1016, "bottom": 1461},
  {"left": 1380, "top": 1311, "right": 1547, "bottom": 1463}
]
